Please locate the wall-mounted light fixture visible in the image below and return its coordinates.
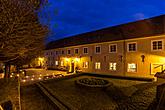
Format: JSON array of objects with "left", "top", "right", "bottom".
[
  {"left": 90, "top": 56, "right": 92, "bottom": 62},
  {"left": 104, "top": 56, "right": 106, "bottom": 61},
  {"left": 119, "top": 55, "right": 123, "bottom": 62},
  {"left": 141, "top": 55, "right": 145, "bottom": 62}
]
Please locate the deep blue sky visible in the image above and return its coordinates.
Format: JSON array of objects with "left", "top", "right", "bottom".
[{"left": 39, "top": 0, "right": 165, "bottom": 42}]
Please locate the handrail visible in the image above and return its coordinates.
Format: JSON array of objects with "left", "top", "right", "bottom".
[{"left": 154, "top": 64, "right": 165, "bottom": 69}]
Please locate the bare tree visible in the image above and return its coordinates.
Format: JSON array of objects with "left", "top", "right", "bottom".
[{"left": 0, "top": 0, "right": 48, "bottom": 77}]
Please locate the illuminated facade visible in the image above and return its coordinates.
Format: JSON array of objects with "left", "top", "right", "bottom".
[{"left": 45, "top": 15, "right": 165, "bottom": 78}]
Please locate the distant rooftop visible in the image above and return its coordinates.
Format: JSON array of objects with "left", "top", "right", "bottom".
[{"left": 46, "top": 14, "right": 165, "bottom": 50}]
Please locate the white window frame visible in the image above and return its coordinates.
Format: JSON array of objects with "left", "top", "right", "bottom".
[
  {"left": 109, "top": 44, "right": 117, "bottom": 53},
  {"left": 109, "top": 62, "right": 117, "bottom": 71},
  {"left": 67, "top": 49, "right": 71, "bottom": 54},
  {"left": 95, "top": 45, "right": 101, "bottom": 54},
  {"left": 74, "top": 48, "right": 79, "bottom": 54},
  {"left": 127, "top": 42, "right": 137, "bottom": 52},
  {"left": 61, "top": 50, "right": 64, "bottom": 54},
  {"left": 127, "top": 63, "right": 137, "bottom": 72},
  {"left": 95, "top": 62, "right": 101, "bottom": 69},
  {"left": 83, "top": 47, "right": 88, "bottom": 54},
  {"left": 151, "top": 39, "right": 164, "bottom": 51}
]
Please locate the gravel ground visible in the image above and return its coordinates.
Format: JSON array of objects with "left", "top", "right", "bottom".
[
  {"left": 20, "top": 85, "right": 56, "bottom": 110},
  {"left": 42, "top": 76, "right": 158, "bottom": 110}
]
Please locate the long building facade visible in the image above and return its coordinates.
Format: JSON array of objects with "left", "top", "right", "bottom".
[{"left": 45, "top": 14, "right": 165, "bottom": 78}]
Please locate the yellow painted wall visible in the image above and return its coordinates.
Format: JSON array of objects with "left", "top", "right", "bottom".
[{"left": 45, "top": 35, "right": 165, "bottom": 78}]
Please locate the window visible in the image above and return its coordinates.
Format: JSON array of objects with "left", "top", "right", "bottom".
[
  {"left": 74, "top": 48, "right": 79, "bottom": 54},
  {"left": 56, "top": 51, "right": 58, "bottom": 55},
  {"left": 83, "top": 62, "right": 88, "bottom": 68},
  {"left": 151, "top": 40, "right": 163, "bottom": 51},
  {"left": 55, "top": 61, "right": 58, "bottom": 66},
  {"left": 127, "top": 42, "right": 137, "bottom": 52},
  {"left": 109, "top": 44, "right": 117, "bottom": 53},
  {"left": 128, "top": 63, "right": 137, "bottom": 72},
  {"left": 61, "top": 61, "right": 64, "bottom": 66},
  {"left": 83, "top": 47, "right": 88, "bottom": 54},
  {"left": 61, "top": 50, "right": 64, "bottom": 54},
  {"left": 67, "top": 49, "right": 71, "bottom": 54},
  {"left": 95, "top": 46, "right": 101, "bottom": 54},
  {"left": 109, "top": 63, "right": 116, "bottom": 71},
  {"left": 95, "top": 62, "right": 101, "bottom": 69},
  {"left": 46, "top": 52, "right": 49, "bottom": 55}
]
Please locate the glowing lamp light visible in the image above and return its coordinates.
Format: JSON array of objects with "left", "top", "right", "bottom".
[
  {"left": 10, "top": 75, "right": 13, "bottom": 78},
  {"left": 17, "top": 74, "right": 19, "bottom": 77},
  {"left": 75, "top": 58, "right": 80, "bottom": 62},
  {"left": 38, "top": 57, "right": 44, "bottom": 62},
  {"left": 65, "top": 58, "right": 69, "bottom": 62},
  {"left": 38, "top": 77, "right": 42, "bottom": 80},
  {"left": 31, "top": 78, "right": 34, "bottom": 81},
  {"left": 22, "top": 79, "right": 26, "bottom": 82}
]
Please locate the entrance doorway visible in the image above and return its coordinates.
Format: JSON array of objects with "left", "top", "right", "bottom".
[{"left": 71, "top": 61, "right": 74, "bottom": 73}]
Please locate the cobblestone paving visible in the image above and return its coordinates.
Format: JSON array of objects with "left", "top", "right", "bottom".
[
  {"left": 106, "top": 82, "right": 157, "bottom": 110},
  {"left": 43, "top": 76, "right": 158, "bottom": 110}
]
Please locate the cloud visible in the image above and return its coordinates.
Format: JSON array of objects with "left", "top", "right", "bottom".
[{"left": 134, "top": 13, "right": 146, "bottom": 20}]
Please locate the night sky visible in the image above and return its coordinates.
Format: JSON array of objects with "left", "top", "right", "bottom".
[{"left": 39, "top": 0, "right": 165, "bottom": 43}]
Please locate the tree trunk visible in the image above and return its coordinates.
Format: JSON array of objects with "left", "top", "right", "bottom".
[{"left": 4, "top": 63, "right": 10, "bottom": 78}]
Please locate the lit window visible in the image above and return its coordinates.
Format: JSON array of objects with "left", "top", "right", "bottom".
[
  {"left": 67, "top": 49, "right": 71, "bottom": 54},
  {"left": 83, "top": 47, "right": 88, "bottom": 54},
  {"left": 127, "top": 43, "right": 137, "bottom": 52},
  {"left": 151, "top": 40, "right": 163, "bottom": 51},
  {"left": 55, "top": 61, "right": 58, "bottom": 66},
  {"left": 109, "top": 44, "right": 117, "bottom": 53},
  {"left": 74, "top": 48, "right": 79, "bottom": 54},
  {"left": 61, "top": 61, "right": 64, "bottom": 66},
  {"left": 95, "top": 62, "right": 101, "bottom": 69},
  {"left": 83, "top": 62, "right": 88, "bottom": 68},
  {"left": 95, "top": 46, "right": 101, "bottom": 53},
  {"left": 109, "top": 63, "right": 116, "bottom": 71},
  {"left": 128, "top": 63, "right": 137, "bottom": 72}
]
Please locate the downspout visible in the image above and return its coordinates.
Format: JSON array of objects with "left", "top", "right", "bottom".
[{"left": 120, "top": 29, "right": 126, "bottom": 76}]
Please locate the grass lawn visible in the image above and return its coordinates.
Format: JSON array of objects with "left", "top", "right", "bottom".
[
  {"left": 0, "top": 78, "right": 20, "bottom": 110},
  {"left": 20, "top": 85, "right": 55, "bottom": 110},
  {"left": 42, "top": 75, "right": 158, "bottom": 110}
]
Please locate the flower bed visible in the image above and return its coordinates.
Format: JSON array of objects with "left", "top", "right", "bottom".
[{"left": 75, "top": 78, "right": 112, "bottom": 88}]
